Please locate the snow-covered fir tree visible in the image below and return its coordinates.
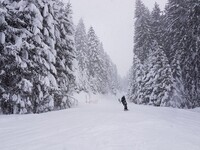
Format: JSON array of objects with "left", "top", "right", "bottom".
[
  {"left": 86, "top": 26, "right": 117, "bottom": 94},
  {"left": 134, "top": 0, "right": 152, "bottom": 63},
  {"left": 150, "top": 2, "right": 163, "bottom": 46},
  {"left": 127, "top": 55, "right": 143, "bottom": 103},
  {"left": 0, "top": 0, "right": 77, "bottom": 114},
  {"left": 53, "top": 1, "right": 76, "bottom": 110},
  {"left": 74, "top": 19, "right": 90, "bottom": 92},
  {"left": 21, "top": 0, "right": 61, "bottom": 113},
  {"left": 87, "top": 27, "right": 101, "bottom": 93},
  {"left": 74, "top": 23, "right": 121, "bottom": 95},
  {"left": 98, "top": 43, "right": 110, "bottom": 94},
  {"left": 103, "top": 53, "right": 119, "bottom": 94},
  {"left": 164, "top": 0, "right": 200, "bottom": 107},
  {"left": 129, "top": 0, "right": 200, "bottom": 108},
  {"left": 109, "top": 64, "right": 120, "bottom": 95},
  {"left": 138, "top": 42, "right": 185, "bottom": 107},
  {"left": 0, "top": 0, "right": 40, "bottom": 114}
]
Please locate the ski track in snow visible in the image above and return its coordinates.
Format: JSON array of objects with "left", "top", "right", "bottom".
[{"left": 0, "top": 93, "right": 200, "bottom": 150}]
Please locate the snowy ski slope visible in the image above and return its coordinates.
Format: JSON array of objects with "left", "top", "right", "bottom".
[{"left": 0, "top": 93, "right": 200, "bottom": 150}]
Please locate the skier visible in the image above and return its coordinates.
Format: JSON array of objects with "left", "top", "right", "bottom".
[{"left": 121, "top": 96, "right": 128, "bottom": 111}]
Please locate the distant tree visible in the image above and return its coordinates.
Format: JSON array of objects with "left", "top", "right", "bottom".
[
  {"left": 98, "top": 43, "right": 110, "bottom": 94},
  {"left": 87, "top": 27, "right": 101, "bottom": 93},
  {"left": 79, "top": 26, "right": 121, "bottom": 94},
  {"left": 75, "top": 19, "right": 90, "bottom": 92}
]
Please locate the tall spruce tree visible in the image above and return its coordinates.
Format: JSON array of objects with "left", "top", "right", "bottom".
[
  {"left": 0, "top": 0, "right": 42, "bottom": 114},
  {"left": 151, "top": 2, "right": 163, "bottom": 46},
  {"left": 129, "top": 0, "right": 200, "bottom": 108},
  {"left": 74, "top": 22, "right": 121, "bottom": 95},
  {"left": 165, "top": 0, "right": 200, "bottom": 107},
  {"left": 129, "top": 0, "right": 190, "bottom": 108},
  {"left": 134, "top": 0, "right": 152, "bottom": 63},
  {"left": 53, "top": 1, "right": 76, "bottom": 109},
  {"left": 98, "top": 43, "right": 110, "bottom": 94},
  {"left": 0, "top": 0, "right": 77, "bottom": 114},
  {"left": 127, "top": 55, "right": 143, "bottom": 103},
  {"left": 75, "top": 19, "right": 90, "bottom": 92},
  {"left": 138, "top": 42, "right": 184, "bottom": 107},
  {"left": 87, "top": 27, "right": 101, "bottom": 93},
  {"left": 183, "top": 0, "right": 200, "bottom": 107}
]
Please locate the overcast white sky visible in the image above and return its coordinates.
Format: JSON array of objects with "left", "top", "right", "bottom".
[{"left": 66, "top": 0, "right": 168, "bottom": 77}]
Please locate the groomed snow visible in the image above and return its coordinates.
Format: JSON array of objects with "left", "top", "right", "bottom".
[{"left": 0, "top": 92, "right": 200, "bottom": 150}]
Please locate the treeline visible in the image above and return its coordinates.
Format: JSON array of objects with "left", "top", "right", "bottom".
[
  {"left": 75, "top": 19, "right": 120, "bottom": 95},
  {"left": 128, "top": 0, "right": 200, "bottom": 108},
  {"left": 0, "top": 0, "right": 120, "bottom": 114}
]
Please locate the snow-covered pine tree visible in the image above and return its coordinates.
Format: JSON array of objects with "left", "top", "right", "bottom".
[
  {"left": 111, "top": 65, "right": 120, "bottom": 94},
  {"left": 105, "top": 54, "right": 120, "bottom": 95},
  {"left": 129, "top": 0, "right": 152, "bottom": 104},
  {"left": 127, "top": 55, "right": 143, "bottom": 103},
  {"left": 98, "top": 43, "right": 110, "bottom": 94},
  {"left": 0, "top": 1, "right": 10, "bottom": 114},
  {"left": 87, "top": 27, "right": 102, "bottom": 93},
  {"left": 126, "top": 67, "right": 133, "bottom": 98},
  {"left": 75, "top": 19, "right": 90, "bottom": 92},
  {"left": 139, "top": 42, "right": 183, "bottom": 107},
  {"left": 75, "top": 23, "right": 120, "bottom": 95},
  {"left": 170, "top": 49, "right": 189, "bottom": 108},
  {"left": 75, "top": 19, "right": 88, "bottom": 74},
  {"left": 183, "top": 0, "right": 200, "bottom": 107},
  {"left": 129, "top": 0, "right": 183, "bottom": 108},
  {"left": 0, "top": 0, "right": 77, "bottom": 114},
  {"left": 151, "top": 2, "right": 163, "bottom": 46},
  {"left": 161, "top": 3, "right": 173, "bottom": 62},
  {"left": 164, "top": 0, "right": 188, "bottom": 61},
  {"left": 0, "top": 0, "right": 38, "bottom": 114},
  {"left": 53, "top": 1, "right": 76, "bottom": 109},
  {"left": 134, "top": 0, "right": 152, "bottom": 63},
  {"left": 30, "top": 0, "right": 59, "bottom": 113},
  {"left": 129, "top": 0, "right": 200, "bottom": 108},
  {"left": 165, "top": 0, "right": 200, "bottom": 107},
  {"left": 104, "top": 53, "right": 115, "bottom": 94}
]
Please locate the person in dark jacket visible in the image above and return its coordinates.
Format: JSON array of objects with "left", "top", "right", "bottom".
[{"left": 121, "top": 96, "right": 128, "bottom": 111}]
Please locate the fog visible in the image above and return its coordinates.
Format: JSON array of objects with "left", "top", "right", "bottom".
[{"left": 67, "top": 0, "right": 168, "bottom": 77}]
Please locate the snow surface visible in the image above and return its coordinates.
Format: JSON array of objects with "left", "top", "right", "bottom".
[
  {"left": 0, "top": 92, "right": 200, "bottom": 150},
  {"left": 0, "top": 32, "right": 5, "bottom": 44}
]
